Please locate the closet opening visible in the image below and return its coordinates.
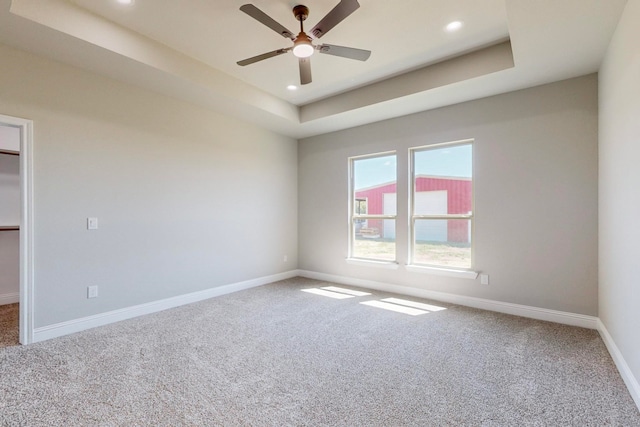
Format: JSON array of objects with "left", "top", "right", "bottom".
[{"left": 0, "top": 114, "right": 34, "bottom": 345}]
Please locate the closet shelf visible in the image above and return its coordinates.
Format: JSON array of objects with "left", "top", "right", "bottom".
[{"left": 0, "top": 226, "right": 19, "bottom": 231}]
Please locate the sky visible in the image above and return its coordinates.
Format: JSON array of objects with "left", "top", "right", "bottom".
[{"left": 354, "top": 144, "right": 472, "bottom": 190}]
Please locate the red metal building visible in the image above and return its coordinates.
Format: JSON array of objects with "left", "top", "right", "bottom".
[{"left": 355, "top": 175, "right": 472, "bottom": 242}]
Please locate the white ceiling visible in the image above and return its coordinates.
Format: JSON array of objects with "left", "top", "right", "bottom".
[
  {"left": 0, "top": 0, "right": 629, "bottom": 138},
  {"left": 70, "top": 0, "right": 511, "bottom": 106}
]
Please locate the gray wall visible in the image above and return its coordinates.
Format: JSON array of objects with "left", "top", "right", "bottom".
[
  {"left": 0, "top": 43, "right": 298, "bottom": 327},
  {"left": 299, "top": 75, "right": 598, "bottom": 315},
  {"left": 599, "top": 0, "right": 640, "bottom": 393}
]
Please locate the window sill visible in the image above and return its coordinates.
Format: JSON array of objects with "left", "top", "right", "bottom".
[
  {"left": 346, "top": 258, "right": 400, "bottom": 270},
  {"left": 405, "top": 264, "right": 479, "bottom": 280}
]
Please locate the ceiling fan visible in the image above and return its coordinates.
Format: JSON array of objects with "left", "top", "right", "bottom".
[{"left": 236, "top": 0, "right": 371, "bottom": 85}]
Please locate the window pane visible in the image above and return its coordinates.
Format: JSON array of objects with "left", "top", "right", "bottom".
[
  {"left": 413, "top": 219, "right": 471, "bottom": 268},
  {"left": 414, "top": 144, "right": 472, "bottom": 215},
  {"left": 353, "top": 154, "right": 396, "bottom": 215},
  {"left": 353, "top": 219, "right": 396, "bottom": 261}
]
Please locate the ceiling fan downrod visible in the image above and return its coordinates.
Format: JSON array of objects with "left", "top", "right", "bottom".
[{"left": 293, "top": 4, "right": 309, "bottom": 27}]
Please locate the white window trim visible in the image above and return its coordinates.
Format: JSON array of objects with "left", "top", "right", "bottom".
[
  {"left": 405, "top": 264, "right": 478, "bottom": 279},
  {"left": 346, "top": 258, "right": 400, "bottom": 269}
]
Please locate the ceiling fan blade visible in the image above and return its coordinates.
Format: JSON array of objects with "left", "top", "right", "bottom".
[
  {"left": 317, "top": 44, "right": 371, "bottom": 61},
  {"left": 310, "top": 0, "right": 360, "bottom": 39},
  {"left": 237, "top": 48, "right": 290, "bottom": 66},
  {"left": 240, "top": 4, "right": 295, "bottom": 40},
  {"left": 299, "top": 58, "right": 312, "bottom": 85}
]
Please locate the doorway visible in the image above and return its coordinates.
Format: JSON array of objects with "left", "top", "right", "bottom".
[{"left": 0, "top": 114, "right": 34, "bottom": 345}]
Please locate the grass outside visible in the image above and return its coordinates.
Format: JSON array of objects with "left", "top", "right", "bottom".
[{"left": 353, "top": 238, "right": 471, "bottom": 268}]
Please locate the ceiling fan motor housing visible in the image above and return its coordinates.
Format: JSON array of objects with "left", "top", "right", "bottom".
[{"left": 293, "top": 5, "right": 309, "bottom": 22}]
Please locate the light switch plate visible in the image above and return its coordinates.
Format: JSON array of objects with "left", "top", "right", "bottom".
[
  {"left": 87, "top": 285, "right": 98, "bottom": 298},
  {"left": 87, "top": 217, "right": 98, "bottom": 230},
  {"left": 480, "top": 274, "right": 489, "bottom": 285}
]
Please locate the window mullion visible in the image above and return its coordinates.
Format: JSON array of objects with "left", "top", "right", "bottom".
[
  {"left": 353, "top": 215, "right": 396, "bottom": 220},
  {"left": 413, "top": 214, "right": 472, "bottom": 220}
]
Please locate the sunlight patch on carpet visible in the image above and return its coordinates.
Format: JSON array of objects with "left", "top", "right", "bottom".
[
  {"left": 382, "top": 298, "right": 447, "bottom": 312},
  {"left": 360, "top": 300, "right": 428, "bottom": 316},
  {"left": 301, "top": 288, "right": 354, "bottom": 299},
  {"left": 301, "top": 287, "right": 447, "bottom": 316},
  {"left": 321, "top": 286, "right": 371, "bottom": 297}
]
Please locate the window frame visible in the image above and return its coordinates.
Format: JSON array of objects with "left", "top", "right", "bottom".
[
  {"left": 409, "top": 139, "right": 474, "bottom": 271},
  {"left": 348, "top": 151, "right": 397, "bottom": 263}
]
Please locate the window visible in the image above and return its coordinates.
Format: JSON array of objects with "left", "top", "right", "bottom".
[
  {"left": 410, "top": 140, "right": 473, "bottom": 269},
  {"left": 354, "top": 198, "right": 367, "bottom": 215},
  {"left": 349, "top": 152, "right": 397, "bottom": 262}
]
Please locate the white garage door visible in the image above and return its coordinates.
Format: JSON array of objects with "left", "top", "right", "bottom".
[
  {"left": 415, "top": 191, "right": 448, "bottom": 242},
  {"left": 383, "top": 192, "right": 396, "bottom": 239}
]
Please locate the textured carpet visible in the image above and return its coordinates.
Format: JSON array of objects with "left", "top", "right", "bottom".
[
  {"left": 0, "top": 303, "right": 19, "bottom": 349},
  {"left": 1, "top": 277, "right": 638, "bottom": 426}
]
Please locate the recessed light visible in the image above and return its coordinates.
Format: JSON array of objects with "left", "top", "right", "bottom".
[
  {"left": 287, "top": 85, "right": 298, "bottom": 91},
  {"left": 445, "top": 21, "right": 463, "bottom": 32},
  {"left": 116, "top": 0, "right": 134, "bottom": 5}
]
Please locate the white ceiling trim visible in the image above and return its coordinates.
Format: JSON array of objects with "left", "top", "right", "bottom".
[{"left": 301, "top": 41, "right": 514, "bottom": 122}]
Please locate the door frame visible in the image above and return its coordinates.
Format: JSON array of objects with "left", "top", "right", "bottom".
[{"left": 0, "top": 114, "right": 34, "bottom": 344}]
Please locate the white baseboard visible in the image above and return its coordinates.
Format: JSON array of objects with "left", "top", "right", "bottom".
[
  {"left": 33, "top": 270, "right": 299, "bottom": 343},
  {"left": 597, "top": 319, "right": 640, "bottom": 411},
  {"left": 0, "top": 292, "right": 19, "bottom": 306},
  {"left": 297, "top": 270, "right": 598, "bottom": 329}
]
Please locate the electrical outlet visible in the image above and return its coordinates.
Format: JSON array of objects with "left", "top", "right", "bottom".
[
  {"left": 87, "top": 285, "right": 99, "bottom": 298},
  {"left": 480, "top": 274, "right": 489, "bottom": 285}
]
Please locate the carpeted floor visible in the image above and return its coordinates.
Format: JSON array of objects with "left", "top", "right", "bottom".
[
  {"left": 0, "top": 303, "right": 19, "bottom": 349},
  {"left": 1, "top": 277, "right": 638, "bottom": 426}
]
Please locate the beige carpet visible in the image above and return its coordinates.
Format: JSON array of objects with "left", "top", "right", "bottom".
[
  {"left": 0, "top": 303, "right": 18, "bottom": 349},
  {"left": 1, "top": 278, "right": 638, "bottom": 426}
]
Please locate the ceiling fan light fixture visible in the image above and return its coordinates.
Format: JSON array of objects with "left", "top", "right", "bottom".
[
  {"left": 293, "top": 43, "right": 314, "bottom": 58},
  {"left": 292, "top": 33, "right": 314, "bottom": 58}
]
